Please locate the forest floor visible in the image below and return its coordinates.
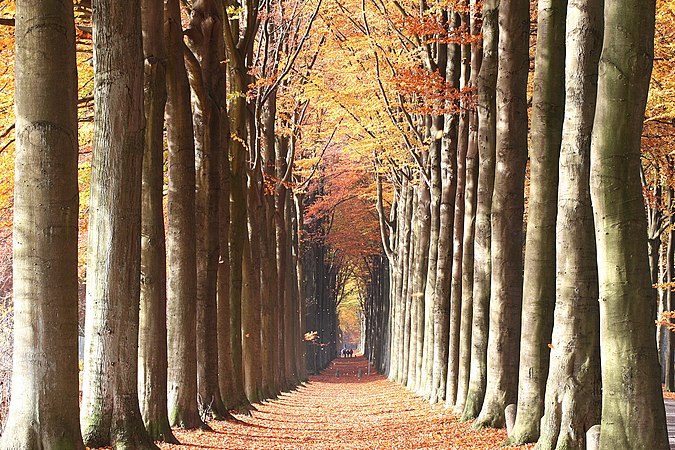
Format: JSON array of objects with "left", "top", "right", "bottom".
[{"left": 157, "top": 356, "right": 534, "bottom": 450}]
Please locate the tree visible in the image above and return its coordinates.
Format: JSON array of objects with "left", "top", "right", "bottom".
[
  {"left": 475, "top": 0, "right": 529, "bottom": 428},
  {"left": 0, "top": 1, "right": 84, "bottom": 448},
  {"left": 138, "top": 0, "right": 178, "bottom": 441},
  {"left": 80, "top": 0, "right": 157, "bottom": 446},
  {"left": 185, "top": 0, "right": 229, "bottom": 419},
  {"left": 164, "top": 0, "right": 205, "bottom": 429},
  {"left": 462, "top": 0, "right": 498, "bottom": 421},
  {"left": 590, "top": 0, "right": 670, "bottom": 448},
  {"left": 534, "top": 2, "right": 603, "bottom": 448},
  {"left": 454, "top": 0, "right": 482, "bottom": 413},
  {"left": 508, "top": 0, "right": 566, "bottom": 443}
]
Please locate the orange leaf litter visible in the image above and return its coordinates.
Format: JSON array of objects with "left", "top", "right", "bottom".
[{"left": 140, "top": 356, "right": 535, "bottom": 450}]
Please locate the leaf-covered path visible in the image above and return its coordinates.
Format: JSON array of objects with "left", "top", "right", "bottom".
[{"left": 159, "top": 356, "right": 532, "bottom": 450}]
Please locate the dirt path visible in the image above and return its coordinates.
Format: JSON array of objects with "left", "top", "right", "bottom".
[{"left": 160, "top": 356, "right": 532, "bottom": 450}]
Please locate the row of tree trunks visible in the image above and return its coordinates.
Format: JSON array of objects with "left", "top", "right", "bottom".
[
  {"left": 370, "top": 1, "right": 669, "bottom": 449},
  {"left": 4, "top": 0, "right": 322, "bottom": 447}
]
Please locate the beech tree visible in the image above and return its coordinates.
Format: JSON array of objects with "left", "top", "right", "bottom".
[
  {"left": 164, "top": 0, "right": 205, "bottom": 429},
  {"left": 475, "top": 0, "right": 529, "bottom": 428},
  {"left": 508, "top": 0, "right": 566, "bottom": 443},
  {"left": 534, "top": 2, "right": 603, "bottom": 448},
  {"left": 80, "top": 0, "right": 157, "bottom": 446},
  {"left": 138, "top": 0, "right": 177, "bottom": 441},
  {"left": 0, "top": 1, "right": 84, "bottom": 448},
  {"left": 462, "top": 0, "right": 498, "bottom": 421},
  {"left": 590, "top": 0, "right": 669, "bottom": 448},
  {"left": 185, "top": 0, "right": 229, "bottom": 418}
]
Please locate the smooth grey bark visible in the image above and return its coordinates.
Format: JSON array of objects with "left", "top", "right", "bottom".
[
  {"left": 80, "top": 0, "right": 158, "bottom": 446},
  {"left": 447, "top": 19, "right": 471, "bottom": 405},
  {"left": 422, "top": 115, "right": 442, "bottom": 400},
  {"left": 1, "top": 1, "right": 84, "bottom": 448},
  {"left": 431, "top": 12, "right": 461, "bottom": 401},
  {"left": 508, "top": 0, "right": 567, "bottom": 444},
  {"left": 455, "top": 112, "right": 479, "bottom": 413},
  {"left": 455, "top": 3, "right": 482, "bottom": 412},
  {"left": 185, "top": 0, "right": 229, "bottom": 419},
  {"left": 533, "top": 3, "right": 603, "bottom": 449},
  {"left": 461, "top": 0, "right": 498, "bottom": 422},
  {"left": 138, "top": 0, "right": 178, "bottom": 441},
  {"left": 408, "top": 177, "right": 430, "bottom": 392},
  {"left": 400, "top": 184, "right": 416, "bottom": 384},
  {"left": 387, "top": 178, "right": 407, "bottom": 383},
  {"left": 591, "top": 1, "right": 669, "bottom": 448},
  {"left": 164, "top": 0, "right": 205, "bottom": 429},
  {"left": 475, "top": 0, "right": 529, "bottom": 428}
]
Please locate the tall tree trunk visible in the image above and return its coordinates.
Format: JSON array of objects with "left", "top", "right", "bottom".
[
  {"left": 217, "top": 114, "right": 235, "bottom": 406},
  {"left": 260, "top": 93, "right": 280, "bottom": 397},
  {"left": 533, "top": 3, "right": 603, "bottom": 449},
  {"left": 421, "top": 116, "right": 442, "bottom": 400},
  {"left": 455, "top": 109, "right": 479, "bottom": 413},
  {"left": 475, "top": 0, "right": 529, "bottom": 428},
  {"left": 81, "top": 0, "right": 158, "bottom": 446},
  {"left": 665, "top": 189, "right": 675, "bottom": 391},
  {"left": 447, "top": 30, "right": 471, "bottom": 404},
  {"left": 431, "top": 16, "right": 461, "bottom": 400},
  {"left": 401, "top": 188, "right": 417, "bottom": 384},
  {"left": 243, "top": 179, "right": 264, "bottom": 402},
  {"left": 1, "top": 1, "right": 84, "bottom": 448},
  {"left": 455, "top": 3, "right": 482, "bottom": 412},
  {"left": 164, "top": 0, "right": 205, "bottom": 429},
  {"left": 408, "top": 178, "right": 430, "bottom": 391},
  {"left": 138, "top": 0, "right": 178, "bottom": 441},
  {"left": 508, "top": 0, "right": 566, "bottom": 443},
  {"left": 185, "top": 0, "right": 228, "bottom": 419},
  {"left": 227, "top": 57, "right": 250, "bottom": 407},
  {"left": 591, "top": 1, "right": 669, "bottom": 448},
  {"left": 462, "top": 0, "right": 498, "bottom": 422}
]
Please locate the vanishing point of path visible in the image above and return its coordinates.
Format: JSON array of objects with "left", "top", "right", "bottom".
[{"left": 160, "top": 356, "right": 532, "bottom": 450}]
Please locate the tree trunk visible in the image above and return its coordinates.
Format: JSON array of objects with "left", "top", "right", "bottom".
[
  {"left": 533, "top": 4, "right": 603, "bottom": 449},
  {"left": 447, "top": 31, "right": 471, "bottom": 405},
  {"left": 475, "top": 0, "right": 529, "bottom": 428},
  {"left": 80, "top": 0, "right": 158, "bottom": 446},
  {"left": 243, "top": 179, "right": 264, "bottom": 402},
  {"left": 185, "top": 0, "right": 228, "bottom": 420},
  {"left": 455, "top": 4, "right": 482, "bottom": 412},
  {"left": 461, "top": 0, "right": 498, "bottom": 422},
  {"left": 1, "top": 1, "right": 84, "bottom": 448},
  {"left": 665, "top": 188, "right": 675, "bottom": 391},
  {"left": 591, "top": 1, "right": 669, "bottom": 448},
  {"left": 227, "top": 55, "right": 250, "bottom": 407},
  {"left": 138, "top": 0, "right": 178, "bottom": 441},
  {"left": 259, "top": 93, "right": 280, "bottom": 397},
  {"left": 422, "top": 116, "right": 442, "bottom": 400},
  {"left": 217, "top": 113, "right": 235, "bottom": 406},
  {"left": 455, "top": 109, "right": 479, "bottom": 413},
  {"left": 164, "top": 0, "right": 205, "bottom": 429},
  {"left": 431, "top": 19, "right": 461, "bottom": 400},
  {"left": 508, "top": 0, "right": 566, "bottom": 443},
  {"left": 408, "top": 178, "right": 430, "bottom": 392},
  {"left": 401, "top": 187, "right": 417, "bottom": 384}
]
